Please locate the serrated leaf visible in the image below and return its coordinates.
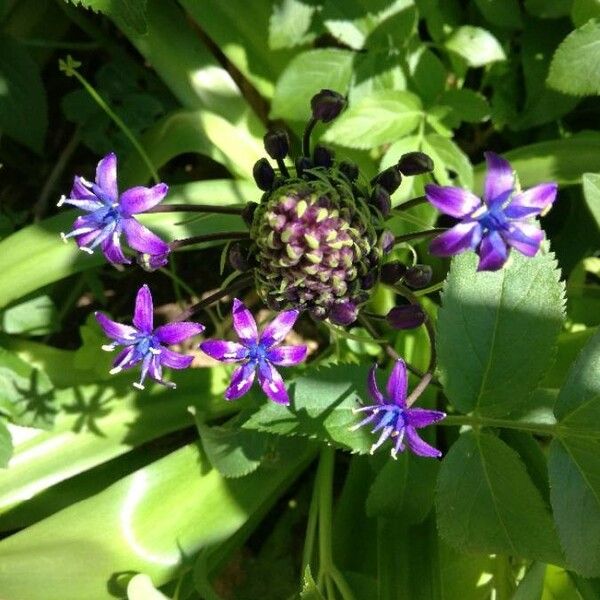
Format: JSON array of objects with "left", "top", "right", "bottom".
[
  {"left": 242, "top": 364, "right": 373, "bottom": 454},
  {"left": 438, "top": 89, "right": 491, "bottom": 124},
  {"left": 0, "top": 36, "right": 47, "bottom": 152},
  {"left": 582, "top": 173, "right": 600, "bottom": 231},
  {"left": 548, "top": 330, "right": 600, "bottom": 577},
  {"left": 0, "top": 418, "right": 12, "bottom": 468},
  {"left": 436, "top": 431, "right": 564, "bottom": 564},
  {"left": 65, "top": 0, "right": 148, "bottom": 34},
  {"left": 572, "top": 0, "right": 600, "bottom": 26},
  {"left": 322, "top": 90, "right": 422, "bottom": 149},
  {"left": 422, "top": 134, "right": 473, "bottom": 188},
  {"left": 547, "top": 20, "right": 600, "bottom": 96},
  {"left": 269, "top": 0, "right": 316, "bottom": 49},
  {"left": 437, "top": 250, "right": 565, "bottom": 417},
  {"left": 271, "top": 49, "right": 354, "bottom": 121},
  {"left": 474, "top": 0, "right": 522, "bottom": 28},
  {"left": 444, "top": 26, "right": 506, "bottom": 67}
]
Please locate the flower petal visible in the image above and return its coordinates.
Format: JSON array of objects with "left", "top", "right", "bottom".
[
  {"left": 70, "top": 176, "right": 98, "bottom": 201},
  {"left": 122, "top": 217, "right": 170, "bottom": 255},
  {"left": 367, "top": 364, "right": 385, "bottom": 405},
  {"left": 159, "top": 347, "right": 194, "bottom": 370},
  {"left": 258, "top": 361, "right": 289, "bottom": 404},
  {"left": 405, "top": 426, "right": 442, "bottom": 458},
  {"left": 406, "top": 408, "right": 446, "bottom": 428},
  {"left": 95, "top": 152, "right": 118, "bottom": 200},
  {"left": 503, "top": 222, "right": 544, "bottom": 257},
  {"left": 504, "top": 183, "right": 558, "bottom": 219},
  {"left": 429, "top": 221, "right": 482, "bottom": 257},
  {"left": 477, "top": 231, "right": 508, "bottom": 271},
  {"left": 387, "top": 359, "right": 408, "bottom": 407},
  {"left": 61, "top": 194, "right": 104, "bottom": 212},
  {"left": 260, "top": 309, "right": 299, "bottom": 348},
  {"left": 112, "top": 346, "right": 139, "bottom": 371},
  {"left": 425, "top": 184, "right": 481, "bottom": 218},
  {"left": 232, "top": 298, "right": 258, "bottom": 345},
  {"left": 101, "top": 231, "right": 130, "bottom": 265},
  {"left": 200, "top": 340, "right": 249, "bottom": 362},
  {"left": 133, "top": 284, "right": 154, "bottom": 333},
  {"left": 95, "top": 312, "right": 137, "bottom": 344},
  {"left": 120, "top": 183, "right": 169, "bottom": 216},
  {"left": 154, "top": 322, "right": 205, "bottom": 344},
  {"left": 483, "top": 152, "right": 514, "bottom": 204},
  {"left": 225, "top": 362, "right": 256, "bottom": 400},
  {"left": 267, "top": 345, "right": 307, "bottom": 366}
]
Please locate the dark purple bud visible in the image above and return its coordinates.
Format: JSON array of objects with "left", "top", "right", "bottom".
[
  {"left": 405, "top": 264, "right": 432, "bottom": 289},
  {"left": 398, "top": 152, "right": 434, "bottom": 176},
  {"left": 329, "top": 301, "right": 359, "bottom": 326},
  {"left": 361, "top": 271, "right": 377, "bottom": 289},
  {"left": 253, "top": 158, "right": 275, "bottom": 191},
  {"left": 373, "top": 167, "right": 402, "bottom": 195},
  {"left": 386, "top": 305, "right": 426, "bottom": 330},
  {"left": 311, "top": 89, "right": 346, "bottom": 123},
  {"left": 228, "top": 242, "right": 252, "bottom": 272},
  {"left": 313, "top": 144, "right": 334, "bottom": 168},
  {"left": 241, "top": 202, "right": 258, "bottom": 227},
  {"left": 380, "top": 261, "right": 407, "bottom": 284},
  {"left": 137, "top": 250, "right": 170, "bottom": 272},
  {"left": 339, "top": 161, "right": 359, "bottom": 182},
  {"left": 370, "top": 185, "right": 391, "bottom": 217},
  {"left": 263, "top": 129, "right": 289, "bottom": 160},
  {"left": 295, "top": 156, "right": 312, "bottom": 177},
  {"left": 379, "top": 230, "right": 395, "bottom": 254}
]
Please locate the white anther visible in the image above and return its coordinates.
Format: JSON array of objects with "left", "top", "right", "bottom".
[
  {"left": 57, "top": 195, "right": 66, "bottom": 207},
  {"left": 60, "top": 232, "right": 68, "bottom": 244},
  {"left": 132, "top": 382, "right": 145, "bottom": 390},
  {"left": 149, "top": 348, "right": 161, "bottom": 355},
  {"left": 79, "top": 246, "right": 93, "bottom": 255},
  {"left": 101, "top": 344, "right": 116, "bottom": 352},
  {"left": 109, "top": 366, "right": 122, "bottom": 375}
]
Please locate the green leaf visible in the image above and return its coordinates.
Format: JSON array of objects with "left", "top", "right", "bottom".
[
  {"left": 525, "top": 0, "right": 574, "bottom": 18},
  {"left": 444, "top": 26, "right": 506, "bottom": 67},
  {"left": 438, "top": 89, "right": 491, "bottom": 124},
  {"left": 350, "top": 50, "right": 407, "bottom": 103},
  {"left": 366, "top": 453, "right": 438, "bottom": 523},
  {"left": 127, "top": 574, "right": 170, "bottom": 600},
  {"left": 582, "top": 173, "right": 600, "bottom": 231},
  {"left": 436, "top": 431, "right": 564, "bottom": 564},
  {"left": 271, "top": 49, "right": 354, "bottom": 121},
  {"left": 322, "top": 90, "right": 423, "bottom": 149},
  {"left": 0, "top": 418, "right": 12, "bottom": 469},
  {"left": 300, "top": 566, "right": 326, "bottom": 600},
  {"left": 194, "top": 412, "right": 268, "bottom": 478},
  {"left": 547, "top": 20, "right": 600, "bottom": 96},
  {"left": 421, "top": 134, "right": 473, "bottom": 188},
  {"left": 268, "top": 0, "right": 316, "bottom": 49},
  {"left": 242, "top": 364, "right": 373, "bottom": 454},
  {"left": 548, "top": 330, "right": 600, "bottom": 577},
  {"left": 474, "top": 0, "right": 523, "bottom": 28},
  {"left": 437, "top": 250, "right": 565, "bottom": 417},
  {"left": 1, "top": 295, "right": 58, "bottom": 336},
  {"left": 0, "top": 36, "right": 47, "bottom": 152},
  {"left": 407, "top": 46, "right": 447, "bottom": 105},
  {"left": 572, "top": 0, "right": 600, "bottom": 26},
  {"left": 64, "top": 0, "right": 148, "bottom": 34}
]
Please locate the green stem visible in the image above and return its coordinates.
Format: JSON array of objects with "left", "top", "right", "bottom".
[
  {"left": 303, "top": 118, "right": 317, "bottom": 157},
  {"left": 440, "top": 415, "right": 557, "bottom": 436},
  {"left": 302, "top": 464, "right": 320, "bottom": 577},
  {"left": 393, "top": 196, "right": 426, "bottom": 212},
  {"left": 147, "top": 204, "right": 244, "bottom": 215},
  {"left": 394, "top": 228, "right": 446, "bottom": 245},
  {"left": 170, "top": 231, "right": 249, "bottom": 250},
  {"left": 317, "top": 447, "right": 335, "bottom": 573}
]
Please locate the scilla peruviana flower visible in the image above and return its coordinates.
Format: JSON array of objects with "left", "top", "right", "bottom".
[
  {"left": 96, "top": 284, "right": 204, "bottom": 389},
  {"left": 425, "top": 152, "right": 557, "bottom": 271},
  {"left": 59, "top": 152, "right": 170, "bottom": 265},
  {"left": 352, "top": 360, "right": 446, "bottom": 458},
  {"left": 200, "top": 299, "right": 307, "bottom": 404}
]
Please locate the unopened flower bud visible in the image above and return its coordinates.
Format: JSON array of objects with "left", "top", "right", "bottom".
[
  {"left": 137, "top": 250, "right": 170, "bottom": 272},
  {"left": 380, "top": 261, "right": 407, "bottom": 284},
  {"left": 379, "top": 230, "right": 395, "bottom": 254},
  {"left": 373, "top": 167, "right": 402, "bottom": 194},
  {"left": 329, "top": 301, "right": 359, "bottom": 326},
  {"left": 339, "top": 161, "right": 359, "bottom": 182},
  {"left": 228, "top": 242, "right": 252, "bottom": 272},
  {"left": 370, "top": 185, "right": 391, "bottom": 217},
  {"left": 397, "top": 152, "right": 434, "bottom": 176},
  {"left": 241, "top": 202, "right": 258, "bottom": 227},
  {"left": 311, "top": 89, "right": 346, "bottom": 122},
  {"left": 313, "top": 144, "right": 334, "bottom": 168},
  {"left": 386, "top": 305, "right": 426, "bottom": 329},
  {"left": 405, "top": 264, "right": 432, "bottom": 289},
  {"left": 263, "top": 129, "right": 289, "bottom": 160},
  {"left": 253, "top": 158, "right": 275, "bottom": 191},
  {"left": 295, "top": 156, "right": 312, "bottom": 178},
  {"left": 361, "top": 271, "right": 377, "bottom": 289}
]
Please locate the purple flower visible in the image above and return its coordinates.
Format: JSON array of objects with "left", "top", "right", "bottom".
[
  {"left": 200, "top": 299, "right": 307, "bottom": 405},
  {"left": 425, "top": 152, "right": 557, "bottom": 271},
  {"left": 59, "top": 153, "right": 170, "bottom": 265},
  {"left": 352, "top": 360, "right": 446, "bottom": 458},
  {"left": 96, "top": 284, "right": 204, "bottom": 389}
]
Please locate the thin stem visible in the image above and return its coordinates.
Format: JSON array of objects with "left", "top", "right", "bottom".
[
  {"left": 276, "top": 157, "right": 290, "bottom": 178},
  {"left": 394, "top": 228, "right": 446, "bottom": 245},
  {"left": 147, "top": 204, "right": 244, "bottom": 215},
  {"left": 317, "top": 447, "right": 335, "bottom": 571},
  {"left": 392, "top": 196, "right": 426, "bottom": 212},
  {"left": 303, "top": 118, "right": 317, "bottom": 157},
  {"left": 170, "top": 231, "right": 249, "bottom": 250},
  {"left": 302, "top": 467, "right": 320, "bottom": 577}
]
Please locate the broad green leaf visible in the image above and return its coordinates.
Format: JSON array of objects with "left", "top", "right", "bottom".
[
  {"left": 444, "top": 26, "right": 506, "bottom": 67},
  {"left": 474, "top": 0, "right": 522, "bottom": 28},
  {"left": 0, "top": 418, "right": 11, "bottom": 468},
  {"left": 422, "top": 133, "right": 473, "bottom": 188},
  {"left": 547, "top": 20, "right": 600, "bottom": 96},
  {"left": 242, "top": 364, "right": 373, "bottom": 454},
  {"left": 271, "top": 49, "right": 354, "bottom": 121},
  {"left": 322, "top": 90, "right": 423, "bottom": 149},
  {"left": 1, "top": 295, "right": 58, "bottom": 336},
  {"left": 438, "top": 89, "right": 491, "bottom": 124},
  {"left": 436, "top": 431, "right": 564, "bottom": 564},
  {"left": 350, "top": 50, "right": 407, "bottom": 103},
  {"left": 542, "top": 328, "right": 597, "bottom": 388},
  {"left": 407, "top": 46, "right": 447, "bottom": 104},
  {"left": 127, "top": 574, "right": 170, "bottom": 600},
  {"left": 582, "top": 173, "right": 600, "bottom": 231},
  {"left": 0, "top": 36, "right": 47, "bottom": 152},
  {"left": 572, "top": 0, "right": 600, "bottom": 26},
  {"left": 548, "top": 330, "right": 600, "bottom": 577},
  {"left": 525, "top": 0, "right": 574, "bottom": 18},
  {"left": 0, "top": 439, "right": 314, "bottom": 600},
  {"left": 437, "top": 251, "right": 565, "bottom": 417},
  {"left": 268, "top": 0, "right": 316, "bottom": 49},
  {"left": 64, "top": 0, "right": 148, "bottom": 33}
]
